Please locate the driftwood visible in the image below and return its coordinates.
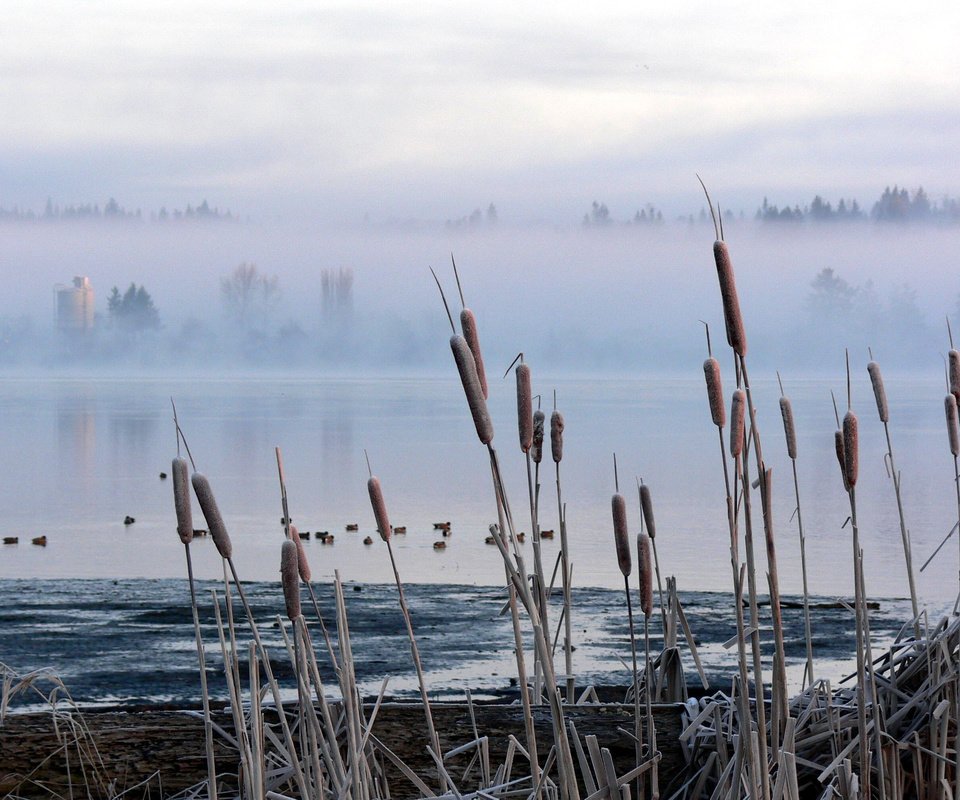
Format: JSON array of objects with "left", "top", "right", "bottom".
[{"left": 0, "top": 701, "right": 685, "bottom": 799}]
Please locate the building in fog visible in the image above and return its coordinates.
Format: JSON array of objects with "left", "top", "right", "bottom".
[{"left": 55, "top": 276, "right": 95, "bottom": 333}]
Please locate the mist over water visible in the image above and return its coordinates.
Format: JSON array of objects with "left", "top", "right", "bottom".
[{"left": 1, "top": 219, "right": 957, "bottom": 374}]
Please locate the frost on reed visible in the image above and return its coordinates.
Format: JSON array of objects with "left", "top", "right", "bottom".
[
  {"left": 946, "top": 394, "right": 960, "bottom": 457},
  {"left": 779, "top": 396, "right": 797, "bottom": 460},
  {"left": 551, "top": 409, "right": 564, "bottom": 463},
  {"left": 867, "top": 361, "right": 889, "bottom": 423},
  {"left": 172, "top": 456, "right": 193, "bottom": 544},
  {"left": 280, "top": 540, "right": 301, "bottom": 621},
  {"left": 192, "top": 473, "right": 232, "bottom": 559},
  {"left": 611, "top": 493, "right": 631, "bottom": 577},
  {"left": 450, "top": 334, "right": 494, "bottom": 445},
  {"left": 531, "top": 410, "right": 545, "bottom": 464}
]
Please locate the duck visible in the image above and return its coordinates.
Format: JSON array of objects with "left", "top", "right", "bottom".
[
  {"left": 345, "top": 523, "right": 359, "bottom": 532},
  {"left": 32, "top": 535, "right": 47, "bottom": 547},
  {"left": 433, "top": 541, "right": 447, "bottom": 550},
  {"left": 363, "top": 536, "right": 373, "bottom": 545}
]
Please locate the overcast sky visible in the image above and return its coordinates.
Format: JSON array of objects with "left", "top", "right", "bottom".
[{"left": 2, "top": 1, "right": 958, "bottom": 221}]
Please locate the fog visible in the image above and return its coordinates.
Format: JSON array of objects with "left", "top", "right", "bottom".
[{"left": 2, "top": 218, "right": 958, "bottom": 376}]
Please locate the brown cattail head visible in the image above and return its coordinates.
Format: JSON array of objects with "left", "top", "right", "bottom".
[
  {"left": 637, "top": 532, "right": 654, "bottom": 618},
  {"left": 867, "top": 361, "right": 889, "bottom": 423},
  {"left": 367, "top": 476, "right": 392, "bottom": 542},
  {"left": 946, "top": 394, "right": 960, "bottom": 456},
  {"left": 639, "top": 484, "right": 657, "bottom": 540},
  {"left": 460, "top": 309, "right": 488, "bottom": 400},
  {"left": 550, "top": 410, "right": 564, "bottom": 463},
  {"left": 191, "top": 472, "right": 232, "bottom": 559},
  {"left": 842, "top": 411, "right": 858, "bottom": 488},
  {"left": 516, "top": 363, "right": 533, "bottom": 453},
  {"left": 703, "top": 358, "right": 725, "bottom": 428},
  {"left": 611, "top": 493, "right": 631, "bottom": 577},
  {"left": 280, "top": 539, "right": 301, "bottom": 620},
  {"left": 172, "top": 457, "right": 193, "bottom": 544},
  {"left": 289, "top": 525, "right": 311, "bottom": 582},
  {"left": 531, "top": 410, "right": 545, "bottom": 464},
  {"left": 450, "top": 334, "right": 494, "bottom": 445},
  {"left": 730, "top": 389, "right": 746, "bottom": 458},
  {"left": 779, "top": 396, "right": 797, "bottom": 460},
  {"left": 834, "top": 430, "right": 850, "bottom": 492},
  {"left": 950, "top": 351, "right": 960, "bottom": 404},
  {"left": 713, "top": 241, "right": 747, "bottom": 357}
]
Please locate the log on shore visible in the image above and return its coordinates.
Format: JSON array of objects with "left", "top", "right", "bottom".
[{"left": 0, "top": 702, "right": 685, "bottom": 798}]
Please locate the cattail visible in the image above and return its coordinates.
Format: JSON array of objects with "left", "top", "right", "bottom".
[
  {"left": 280, "top": 539, "right": 301, "bottom": 620},
  {"left": 843, "top": 411, "right": 858, "bottom": 488},
  {"left": 368, "top": 476, "right": 392, "bottom": 542},
  {"left": 531, "top": 410, "right": 545, "bottom": 464},
  {"left": 516, "top": 363, "right": 533, "bottom": 453},
  {"left": 637, "top": 532, "right": 653, "bottom": 618},
  {"left": 867, "top": 361, "right": 889, "bottom": 423},
  {"left": 192, "top": 473, "right": 232, "bottom": 559},
  {"left": 730, "top": 389, "right": 746, "bottom": 458},
  {"left": 550, "top": 410, "right": 564, "bottom": 463},
  {"left": 460, "top": 309, "right": 488, "bottom": 400},
  {"left": 835, "top": 430, "right": 850, "bottom": 492},
  {"left": 290, "top": 525, "right": 311, "bottom": 582},
  {"left": 713, "top": 241, "right": 747, "bottom": 357},
  {"left": 639, "top": 484, "right": 657, "bottom": 540},
  {"left": 950, "top": 350, "right": 960, "bottom": 403},
  {"left": 703, "top": 358, "right": 725, "bottom": 428},
  {"left": 450, "top": 334, "right": 494, "bottom": 445},
  {"left": 946, "top": 394, "right": 960, "bottom": 457},
  {"left": 172, "top": 457, "right": 193, "bottom": 544},
  {"left": 611, "top": 493, "right": 631, "bottom": 577},
  {"left": 779, "top": 396, "right": 797, "bottom": 459}
]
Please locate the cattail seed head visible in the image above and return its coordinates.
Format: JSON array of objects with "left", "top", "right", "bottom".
[
  {"left": 842, "top": 411, "right": 858, "bottom": 488},
  {"left": 730, "top": 389, "right": 746, "bottom": 458},
  {"left": 639, "top": 484, "right": 656, "bottom": 540},
  {"left": 779, "top": 397, "right": 797, "bottom": 460},
  {"left": 834, "top": 430, "right": 850, "bottom": 492},
  {"left": 946, "top": 394, "right": 960, "bottom": 456},
  {"left": 867, "top": 361, "right": 889, "bottom": 423},
  {"left": 192, "top": 472, "right": 232, "bottom": 559},
  {"left": 516, "top": 363, "right": 533, "bottom": 453},
  {"left": 637, "top": 532, "right": 654, "bottom": 618},
  {"left": 713, "top": 241, "right": 747, "bottom": 357},
  {"left": 611, "top": 493, "right": 631, "bottom": 577},
  {"left": 280, "top": 539, "right": 301, "bottom": 620},
  {"left": 703, "top": 358, "right": 725, "bottom": 428},
  {"left": 289, "top": 525, "right": 311, "bottom": 582},
  {"left": 460, "top": 309, "right": 488, "bottom": 400},
  {"left": 531, "top": 410, "right": 545, "bottom": 464},
  {"left": 367, "top": 476, "right": 392, "bottom": 542},
  {"left": 172, "top": 457, "right": 193, "bottom": 544},
  {"left": 450, "top": 334, "right": 494, "bottom": 445},
  {"left": 550, "top": 410, "right": 564, "bottom": 463},
  {"left": 950, "top": 351, "right": 960, "bottom": 404}
]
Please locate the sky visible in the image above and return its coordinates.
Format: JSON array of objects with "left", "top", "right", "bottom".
[{"left": 2, "top": 1, "right": 959, "bottom": 223}]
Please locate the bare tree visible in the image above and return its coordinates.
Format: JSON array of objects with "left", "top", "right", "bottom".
[{"left": 220, "top": 262, "right": 279, "bottom": 332}]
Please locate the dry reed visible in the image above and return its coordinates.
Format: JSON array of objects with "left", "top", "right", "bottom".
[
  {"left": 639, "top": 484, "right": 656, "bottom": 540},
  {"left": 713, "top": 241, "right": 747, "bottom": 357},
  {"left": 516, "top": 362, "right": 533, "bottom": 453},
  {"left": 946, "top": 394, "right": 960, "bottom": 456},
  {"left": 950, "top": 349, "right": 960, "bottom": 402},
  {"left": 280, "top": 539, "right": 301, "bottom": 621},
  {"left": 367, "top": 476, "right": 393, "bottom": 541},
  {"left": 172, "top": 457, "right": 193, "bottom": 544},
  {"left": 779, "top": 396, "right": 797, "bottom": 459},
  {"left": 867, "top": 361, "right": 889, "bottom": 423},
  {"left": 637, "top": 533, "right": 654, "bottom": 619},
  {"left": 289, "top": 525, "right": 311, "bottom": 582},
  {"left": 450, "top": 334, "right": 494, "bottom": 445},
  {"left": 551, "top": 409, "right": 564, "bottom": 463},
  {"left": 191, "top": 473, "right": 232, "bottom": 559},
  {"left": 729, "top": 390, "right": 745, "bottom": 458},
  {"left": 461, "top": 308, "right": 489, "bottom": 400},
  {"left": 612, "top": 493, "right": 631, "bottom": 577},
  {"left": 843, "top": 411, "right": 859, "bottom": 488},
  {"left": 532, "top": 410, "right": 545, "bottom": 464},
  {"left": 835, "top": 430, "right": 851, "bottom": 492},
  {"left": 703, "top": 358, "right": 725, "bottom": 428}
]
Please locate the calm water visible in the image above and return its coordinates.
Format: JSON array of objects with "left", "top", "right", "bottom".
[{"left": 1, "top": 372, "right": 958, "bottom": 604}]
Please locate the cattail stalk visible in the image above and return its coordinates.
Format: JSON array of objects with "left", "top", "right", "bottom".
[
  {"left": 460, "top": 308, "right": 488, "bottom": 400},
  {"left": 778, "top": 384, "right": 815, "bottom": 687},
  {"left": 704, "top": 357, "right": 725, "bottom": 428},
  {"left": 867, "top": 361, "right": 919, "bottom": 638},
  {"left": 950, "top": 350, "right": 960, "bottom": 404},
  {"left": 713, "top": 241, "right": 747, "bottom": 357},
  {"left": 552, "top": 404, "right": 574, "bottom": 702},
  {"left": 192, "top": 473, "right": 232, "bottom": 559},
  {"left": 639, "top": 482, "right": 666, "bottom": 632},
  {"left": 947, "top": 394, "right": 960, "bottom": 608},
  {"left": 517, "top": 363, "right": 533, "bottom": 453},
  {"left": 638, "top": 532, "right": 659, "bottom": 800},
  {"left": 281, "top": 540, "right": 301, "bottom": 621},
  {"left": 451, "top": 334, "right": 494, "bottom": 444}
]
